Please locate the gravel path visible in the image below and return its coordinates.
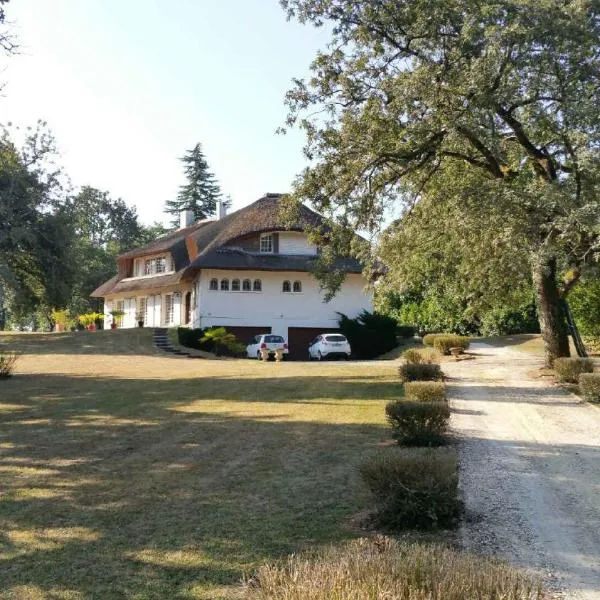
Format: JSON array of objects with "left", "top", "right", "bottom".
[{"left": 446, "top": 344, "right": 600, "bottom": 599}]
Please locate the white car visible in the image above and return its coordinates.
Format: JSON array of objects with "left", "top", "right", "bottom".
[
  {"left": 308, "top": 333, "right": 351, "bottom": 360},
  {"left": 247, "top": 334, "right": 289, "bottom": 360}
]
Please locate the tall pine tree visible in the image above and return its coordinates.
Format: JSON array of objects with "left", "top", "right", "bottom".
[{"left": 165, "top": 143, "right": 222, "bottom": 226}]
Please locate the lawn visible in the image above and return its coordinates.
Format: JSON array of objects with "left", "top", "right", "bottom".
[{"left": 0, "top": 331, "right": 399, "bottom": 599}]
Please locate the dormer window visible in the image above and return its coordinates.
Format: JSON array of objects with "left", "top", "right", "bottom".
[
  {"left": 140, "top": 255, "right": 171, "bottom": 277},
  {"left": 260, "top": 233, "right": 273, "bottom": 253}
]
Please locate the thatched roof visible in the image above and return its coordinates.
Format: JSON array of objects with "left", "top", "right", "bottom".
[{"left": 91, "top": 193, "right": 362, "bottom": 298}]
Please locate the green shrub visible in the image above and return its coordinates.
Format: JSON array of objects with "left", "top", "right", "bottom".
[
  {"left": 358, "top": 447, "right": 461, "bottom": 529},
  {"left": 386, "top": 400, "right": 450, "bottom": 446},
  {"left": 396, "top": 325, "right": 416, "bottom": 338},
  {"left": 433, "top": 335, "right": 470, "bottom": 355},
  {"left": 398, "top": 362, "right": 443, "bottom": 382},
  {"left": 337, "top": 310, "right": 398, "bottom": 359},
  {"left": 0, "top": 352, "right": 19, "bottom": 379},
  {"left": 200, "top": 327, "right": 246, "bottom": 357},
  {"left": 422, "top": 333, "right": 443, "bottom": 347},
  {"left": 404, "top": 381, "right": 447, "bottom": 402},
  {"left": 246, "top": 537, "right": 542, "bottom": 600},
  {"left": 177, "top": 327, "right": 210, "bottom": 350},
  {"left": 554, "top": 357, "right": 594, "bottom": 383},
  {"left": 479, "top": 303, "right": 540, "bottom": 336},
  {"left": 579, "top": 373, "right": 600, "bottom": 402}
]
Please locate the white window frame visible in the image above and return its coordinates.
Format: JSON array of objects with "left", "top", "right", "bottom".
[
  {"left": 260, "top": 233, "right": 273, "bottom": 253},
  {"left": 164, "top": 294, "right": 174, "bottom": 326}
]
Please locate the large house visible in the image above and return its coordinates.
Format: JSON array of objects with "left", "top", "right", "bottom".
[{"left": 91, "top": 193, "right": 372, "bottom": 358}]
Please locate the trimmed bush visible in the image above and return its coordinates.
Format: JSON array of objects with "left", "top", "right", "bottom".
[
  {"left": 358, "top": 447, "right": 461, "bottom": 529},
  {"left": 0, "top": 352, "right": 19, "bottom": 379},
  {"left": 404, "top": 381, "right": 447, "bottom": 402},
  {"left": 386, "top": 400, "right": 450, "bottom": 446},
  {"left": 579, "top": 373, "right": 600, "bottom": 402},
  {"left": 398, "top": 362, "right": 443, "bottom": 382},
  {"left": 246, "top": 537, "right": 542, "bottom": 600},
  {"left": 402, "top": 348, "right": 424, "bottom": 364},
  {"left": 433, "top": 335, "right": 470, "bottom": 355},
  {"left": 422, "top": 333, "right": 443, "bottom": 347},
  {"left": 554, "top": 357, "right": 594, "bottom": 383}
]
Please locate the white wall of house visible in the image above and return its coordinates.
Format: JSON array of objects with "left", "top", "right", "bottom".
[
  {"left": 193, "top": 269, "right": 372, "bottom": 337},
  {"left": 104, "top": 287, "right": 191, "bottom": 329},
  {"left": 278, "top": 231, "right": 317, "bottom": 255}
]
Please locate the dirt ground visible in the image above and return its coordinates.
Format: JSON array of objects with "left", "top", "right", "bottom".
[{"left": 446, "top": 344, "right": 600, "bottom": 600}]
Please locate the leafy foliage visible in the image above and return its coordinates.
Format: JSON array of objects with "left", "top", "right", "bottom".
[
  {"left": 553, "top": 358, "right": 594, "bottom": 383},
  {"left": 579, "top": 374, "right": 600, "bottom": 403},
  {"left": 398, "top": 363, "right": 443, "bottom": 383},
  {"left": 282, "top": 0, "right": 600, "bottom": 365},
  {"left": 569, "top": 275, "right": 600, "bottom": 341},
  {"left": 337, "top": 310, "right": 397, "bottom": 359},
  {"left": 358, "top": 448, "right": 461, "bottom": 529},
  {"left": 200, "top": 327, "right": 246, "bottom": 357}
]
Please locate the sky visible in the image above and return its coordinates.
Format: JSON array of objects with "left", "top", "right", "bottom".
[{"left": 0, "top": 0, "right": 330, "bottom": 226}]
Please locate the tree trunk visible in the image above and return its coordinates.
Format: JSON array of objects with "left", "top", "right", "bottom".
[{"left": 532, "top": 255, "right": 570, "bottom": 367}]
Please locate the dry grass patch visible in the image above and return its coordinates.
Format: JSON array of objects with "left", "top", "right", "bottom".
[
  {"left": 246, "top": 536, "right": 543, "bottom": 600},
  {"left": 0, "top": 332, "right": 399, "bottom": 599}
]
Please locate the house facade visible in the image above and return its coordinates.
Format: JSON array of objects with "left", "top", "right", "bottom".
[{"left": 91, "top": 194, "right": 372, "bottom": 358}]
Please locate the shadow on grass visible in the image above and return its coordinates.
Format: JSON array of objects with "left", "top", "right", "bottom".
[{"left": 0, "top": 372, "right": 397, "bottom": 598}]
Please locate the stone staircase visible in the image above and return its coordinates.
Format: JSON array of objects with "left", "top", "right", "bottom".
[{"left": 152, "top": 328, "right": 192, "bottom": 357}]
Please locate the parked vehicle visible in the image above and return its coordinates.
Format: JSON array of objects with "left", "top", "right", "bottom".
[
  {"left": 247, "top": 334, "right": 289, "bottom": 360},
  {"left": 308, "top": 333, "right": 351, "bottom": 360}
]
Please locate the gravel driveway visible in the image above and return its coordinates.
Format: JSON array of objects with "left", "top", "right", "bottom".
[{"left": 446, "top": 343, "right": 600, "bottom": 600}]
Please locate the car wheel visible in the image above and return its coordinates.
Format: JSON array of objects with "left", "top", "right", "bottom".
[
  {"left": 318, "top": 351, "right": 324, "bottom": 361},
  {"left": 257, "top": 351, "right": 261, "bottom": 360}
]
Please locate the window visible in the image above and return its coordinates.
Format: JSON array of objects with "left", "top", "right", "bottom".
[
  {"left": 138, "top": 297, "right": 147, "bottom": 324},
  {"left": 232, "top": 278, "right": 240, "bottom": 291},
  {"left": 264, "top": 335, "right": 285, "bottom": 343},
  {"left": 156, "top": 257, "right": 167, "bottom": 274},
  {"left": 164, "top": 294, "right": 174, "bottom": 325},
  {"left": 220, "top": 279, "right": 230, "bottom": 291},
  {"left": 253, "top": 279, "right": 262, "bottom": 292},
  {"left": 260, "top": 233, "right": 273, "bottom": 253},
  {"left": 209, "top": 278, "right": 218, "bottom": 290},
  {"left": 242, "top": 279, "right": 251, "bottom": 291},
  {"left": 116, "top": 300, "right": 124, "bottom": 327},
  {"left": 142, "top": 255, "right": 170, "bottom": 276},
  {"left": 293, "top": 280, "right": 302, "bottom": 293},
  {"left": 282, "top": 280, "right": 291, "bottom": 293}
]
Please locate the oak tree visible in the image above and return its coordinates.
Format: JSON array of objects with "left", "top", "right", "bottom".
[{"left": 282, "top": 0, "right": 600, "bottom": 365}]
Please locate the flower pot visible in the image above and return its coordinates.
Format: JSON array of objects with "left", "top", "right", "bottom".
[
  {"left": 138, "top": 321, "right": 144, "bottom": 328},
  {"left": 111, "top": 322, "right": 117, "bottom": 330}
]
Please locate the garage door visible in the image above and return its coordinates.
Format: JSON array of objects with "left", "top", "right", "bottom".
[
  {"left": 287, "top": 327, "right": 340, "bottom": 361},
  {"left": 223, "top": 326, "right": 271, "bottom": 345}
]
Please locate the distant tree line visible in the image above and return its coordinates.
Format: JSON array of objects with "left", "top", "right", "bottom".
[{"left": 0, "top": 123, "right": 168, "bottom": 330}]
